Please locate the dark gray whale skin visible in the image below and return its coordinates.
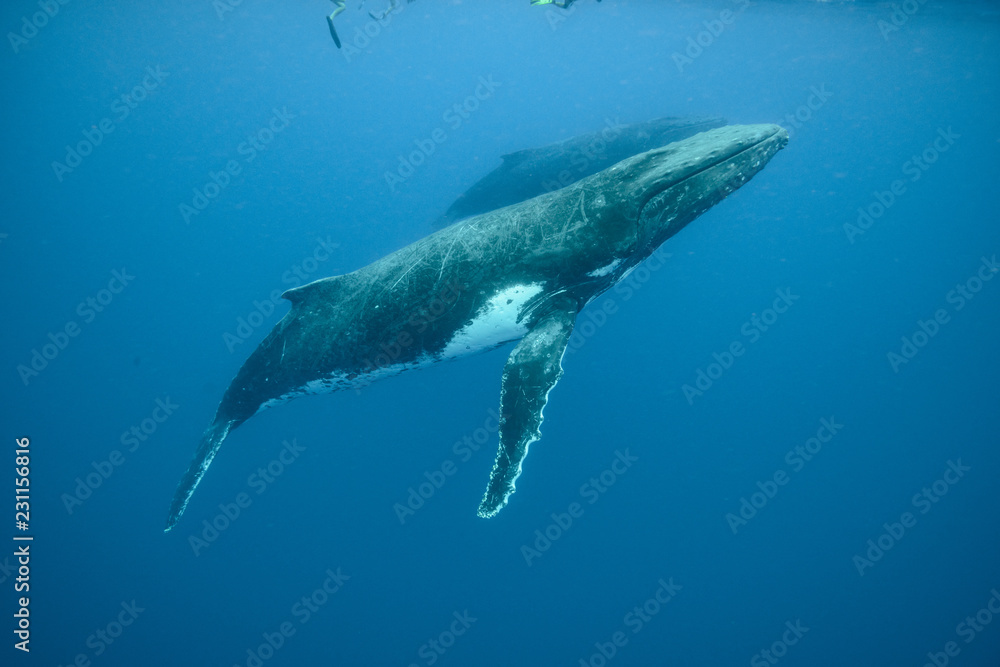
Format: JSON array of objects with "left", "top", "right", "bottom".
[
  {"left": 435, "top": 115, "right": 726, "bottom": 227},
  {"left": 164, "top": 124, "right": 787, "bottom": 531}
]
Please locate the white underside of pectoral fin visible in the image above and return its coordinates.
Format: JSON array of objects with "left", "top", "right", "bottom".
[{"left": 477, "top": 303, "right": 578, "bottom": 518}]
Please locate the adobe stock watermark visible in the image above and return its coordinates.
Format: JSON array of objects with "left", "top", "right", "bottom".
[
  {"left": 878, "top": 0, "right": 929, "bottom": 40},
  {"left": 61, "top": 396, "right": 179, "bottom": 515},
  {"left": 750, "top": 620, "right": 810, "bottom": 667},
  {"left": 540, "top": 0, "right": 594, "bottom": 32},
  {"left": 353, "top": 280, "right": 466, "bottom": 392},
  {"left": 57, "top": 600, "right": 145, "bottom": 666},
  {"left": 510, "top": 189, "right": 672, "bottom": 358},
  {"left": 12, "top": 543, "right": 29, "bottom": 652},
  {"left": 680, "top": 288, "right": 799, "bottom": 405},
  {"left": 179, "top": 107, "right": 295, "bottom": 224},
  {"left": 52, "top": 66, "right": 169, "bottom": 182},
  {"left": 577, "top": 578, "right": 682, "bottom": 667},
  {"left": 565, "top": 247, "right": 672, "bottom": 357},
  {"left": 852, "top": 459, "right": 970, "bottom": 576},
  {"left": 887, "top": 254, "right": 997, "bottom": 373},
  {"left": 540, "top": 117, "right": 627, "bottom": 194},
  {"left": 393, "top": 409, "right": 501, "bottom": 524},
  {"left": 0, "top": 556, "right": 17, "bottom": 586},
  {"left": 213, "top": 0, "right": 246, "bottom": 20},
  {"left": 844, "top": 127, "right": 959, "bottom": 243},
  {"left": 521, "top": 449, "right": 638, "bottom": 567},
  {"left": 921, "top": 588, "right": 1000, "bottom": 667},
  {"left": 7, "top": 0, "right": 72, "bottom": 54},
  {"left": 672, "top": 0, "right": 751, "bottom": 74},
  {"left": 222, "top": 237, "right": 340, "bottom": 352},
  {"left": 16, "top": 268, "right": 135, "bottom": 386},
  {"left": 233, "top": 567, "right": 349, "bottom": 667},
  {"left": 188, "top": 439, "right": 306, "bottom": 556},
  {"left": 339, "top": 0, "right": 408, "bottom": 62},
  {"left": 725, "top": 417, "right": 844, "bottom": 534},
  {"left": 384, "top": 75, "right": 502, "bottom": 193},
  {"left": 780, "top": 84, "right": 832, "bottom": 140},
  {"left": 407, "top": 611, "right": 477, "bottom": 667}
]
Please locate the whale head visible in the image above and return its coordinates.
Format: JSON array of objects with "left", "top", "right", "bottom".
[
  {"left": 616, "top": 124, "right": 788, "bottom": 255},
  {"left": 518, "top": 124, "right": 788, "bottom": 295}
]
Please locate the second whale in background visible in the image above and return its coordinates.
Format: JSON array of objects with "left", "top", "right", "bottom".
[{"left": 435, "top": 114, "right": 726, "bottom": 227}]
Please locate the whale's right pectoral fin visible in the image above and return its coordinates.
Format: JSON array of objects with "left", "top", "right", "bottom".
[
  {"left": 477, "top": 303, "right": 578, "bottom": 518},
  {"left": 164, "top": 419, "right": 237, "bottom": 532}
]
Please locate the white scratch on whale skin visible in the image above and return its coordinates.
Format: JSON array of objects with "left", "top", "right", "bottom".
[{"left": 587, "top": 259, "right": 622, "bottom": 278}]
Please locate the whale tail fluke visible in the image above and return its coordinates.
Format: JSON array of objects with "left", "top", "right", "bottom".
[{"left": 164, "top": 419, "right": 239, "bottom": 532}]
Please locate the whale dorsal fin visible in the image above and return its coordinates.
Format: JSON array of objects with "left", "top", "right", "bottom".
[
  {"left": 477, "top": 301, "right": 578, "bottom": 518},
  {"left": 500, "top": 148, "right": 533, "bottom": 165}
]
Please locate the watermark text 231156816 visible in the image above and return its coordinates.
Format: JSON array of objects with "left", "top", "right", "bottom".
[
  {"left": 14, "top": 436, "right": 33, "bottom": 653},
  {"left": 7, "top": 0, "right": 72, "bottom": 54}
]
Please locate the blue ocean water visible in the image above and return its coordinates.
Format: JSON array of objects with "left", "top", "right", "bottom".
[{"left": 2, "top": 0, "right": 999, "bottom": 665}]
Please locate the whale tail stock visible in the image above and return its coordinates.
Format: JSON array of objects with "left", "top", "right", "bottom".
[{"left": 164, "top": 419, "right": 240, "bottom": 532}]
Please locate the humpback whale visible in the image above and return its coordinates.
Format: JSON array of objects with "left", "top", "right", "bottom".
[
  {"left": 164, "top": 124, "right": 788, "bottom": 531},
  {"left": 435, "top": 115, "right": 726, "bottom": 227}
]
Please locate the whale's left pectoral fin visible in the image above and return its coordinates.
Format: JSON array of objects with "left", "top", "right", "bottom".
[{"left": 478, "top": 303, "right": 578, "bottom": 518}]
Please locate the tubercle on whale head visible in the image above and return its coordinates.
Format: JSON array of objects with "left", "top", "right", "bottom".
[
  {"left": 624, "top": 124, "right": 788, "bottom": 252},
  {"left": 509, "top": 125, "right": 787, "bottom": 289},
  {"left": 550, "top": 124, "right": 787, "bottom": 279}
]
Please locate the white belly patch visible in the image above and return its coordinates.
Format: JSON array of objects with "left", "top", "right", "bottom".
[
  {"left": 254, "top": 283, "right": 545, "bottom": 416},
  {"left": 441, "top": 282, "right": 544, "bottom": 358}
]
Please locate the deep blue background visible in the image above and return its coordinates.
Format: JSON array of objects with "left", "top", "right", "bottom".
[{"left": 2, "top": 1, "right": 998, "bottom": 665}]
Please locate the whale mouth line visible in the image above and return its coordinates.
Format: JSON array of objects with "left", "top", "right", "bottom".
[{"left": 637, "top": 127, "right": 783, "bottom": 222}]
